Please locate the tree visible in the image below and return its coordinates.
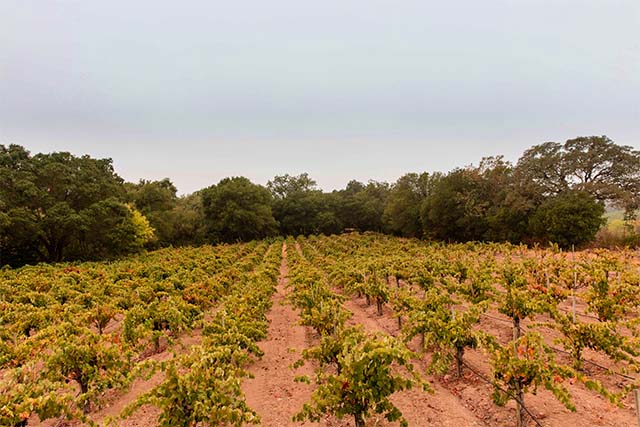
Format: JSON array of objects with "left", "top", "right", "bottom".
[
  {"left": 170, "top": 192, "right": 206, "bottom": 246},
  {"left": 0, "top": 145, "right": 145, "bottom": 265},
  {"left": 476, "top": 157, "right": 535, "bottom": 242},
  {"left": 267, "top": 173, "right": 317, "bottom": 199},
  {"left": 267, "top": 174, "right": 340, "bottom": 235},
  {"left": 127, "top": 178, "right": 178, "bottom": 247},
  {"left": 516, "top": 136, "right": 640, "bottom": 216},
  {"left": 515, "top": 141, "right": 569, "bottom": 197},
  {"left": 383, "top": 173, "right": 434, "bottom": 237},
  {"left": 201, "top": 177, "right": 277, "bottom": 242},
  {"left": 61, "top": 199, "right": 154, "bottom": 261},
  {"left": 528, "top": 190, "right": 605, "bottom": 248},
  {"left": 335, "top": 180, "right": 389, "bottom": 232},
  {"left": 420, "top": 158, "right": 534, "bottom": 243},
  {"left": 420, "top": 169, "right": 488, "bottom": 241}
]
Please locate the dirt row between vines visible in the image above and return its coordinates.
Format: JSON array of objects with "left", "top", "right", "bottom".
[
  {"left": 47, "top": 246, "right": 275, "bottom": 427},
  {"left": 339, "top": 299, "right": 484, "bottom": 427},
  {"left": 288, "top": 242, "right": 635, "bottom": 426},
  {"left": 344, "top": 293, "right": 636, "bottom": 427},
  {"left": 243, "top": 243, "right": 319, "bottom": 426},
  {"left": 242, "top": 243, "right": 483, "bottom": 426},
  {"left": 76, "top": 241, "right": 636, "bottom": 427}
]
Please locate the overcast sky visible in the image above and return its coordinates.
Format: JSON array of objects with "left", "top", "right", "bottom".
[{"left": 1, "top": 0, "right": 638, "bottom": 194}]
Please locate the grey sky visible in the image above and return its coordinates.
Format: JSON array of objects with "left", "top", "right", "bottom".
[{"left": 1, "top": 0, "right": 638, "bottom": 194}]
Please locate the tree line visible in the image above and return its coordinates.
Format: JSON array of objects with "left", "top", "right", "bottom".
[{"left": 1, "top": 136, "right": 638, "bottom": 266}]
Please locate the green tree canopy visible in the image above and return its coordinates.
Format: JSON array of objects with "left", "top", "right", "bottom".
[
  {"left": 335, "top": 180, "right": 389, "bottom": 232},
  {"left": 516, "top": 136, "right": 640, "bottom": 215},
  {"left": 528, "top": 190, "right": 605, "bottom": 248},
  {"left": 201, "top": 177, "right": 277, "bottom": 242},
  {"left": 0, "top": 145, "right": 149, "bottom": 265},
  {"left": 267, "top": 174, "right": 340, "bottom": 236},
  {"left": 421, "top": 157, "right": 535, "bottom": 243},
  {"left": 127, "top": 178, "right": 179, "bottom": 247},
  {"left": 420, "top": 169, "right": 488, "bottom": 242},
  {"left": 384, "top": 172, "right": 435, "bottom": 238}
]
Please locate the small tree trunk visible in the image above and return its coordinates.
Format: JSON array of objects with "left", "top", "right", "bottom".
[
  {"left": 96, "top": 319, "right": 104, "bottom": 335},
  {"left": 366, "top": 295, "right": 371, "bottom": 306},
  {"left": 397, "top": 315, "right": 402, "bottom": 329},
  {"left": 573, "top": 347, "right": 584, "bottom": 371},
  {"left": 80, "top": 380, "right": 91, "bottom": 414},
  {"left": 513, "top": 317, "right": 521, "bottom": 341},
  {"left": 377, "top": 299, "right": 383, "bottom": 316},
  {"left": 354, "top": 412, "right": 366, "bottom": 427},
  {"left": 515, "top": 380, "right": 526, "bottom": 427},
  {"left": 512, "top": 316, "right": 525, "bottom": 427}
]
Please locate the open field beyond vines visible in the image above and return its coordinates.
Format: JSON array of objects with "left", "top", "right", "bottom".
[{"left": 2, "top": 233, "right": 640, "bottom": 427}]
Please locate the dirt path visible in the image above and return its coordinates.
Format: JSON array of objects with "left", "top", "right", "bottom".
[{"left": 243, "top": 243, "right": 319, "bottom": 426}]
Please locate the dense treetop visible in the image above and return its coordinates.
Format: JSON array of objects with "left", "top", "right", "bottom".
[{"left": 1, "top": 135, "right": 638, "bottom": 266}]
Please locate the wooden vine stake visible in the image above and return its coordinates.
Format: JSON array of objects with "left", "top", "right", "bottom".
[
  {"left": 392, "top": 275, "right": 403, "bottom": 329},
  {"left": 635, "top": 389, "right": 640, "bottom": 427},
  {"left": 513, "top": 322, "right": 525, "bottom": 427}
]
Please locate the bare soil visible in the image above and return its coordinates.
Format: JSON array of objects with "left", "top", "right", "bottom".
[
  {"left": 243, "top": 243, "right": 319, "bottom": 426},
  {"left": 34, "top": 244, "right": 638, "bottom": 427},
  {"left": 341, "top": 289, "right": 637, "bottom": 427}
]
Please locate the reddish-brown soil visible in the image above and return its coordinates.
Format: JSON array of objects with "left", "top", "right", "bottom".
[
  {"left": 341, "top": 297, "right": 484, "bottom": 427},
  {"left": 243, "top": 243, "right": 319, "bottom": 426},
  {"left": 34, "top": 244, "right": 638, "bottom": 427},
  {"left": 340, "top": 289, "right": 637, "bottom": 427}
]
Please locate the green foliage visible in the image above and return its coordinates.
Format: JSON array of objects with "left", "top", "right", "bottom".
[
  {"left": 0, "top": 144, "right": 150, "bottom": 265},
  {"left": 295, "top": 328, "right": 427, "bottom": 427},
  {"left": 201, "top": 177, "right": 277, "bottom": 242},
  {"left": 421, "top": 168, "right": 490, "bottom": 241},
  {"left": 335, "top": 180, "right": 389, "bottom": 232},
  {"left": 383, "top": 172, "right": 434, "bottom": 237},
  {"left": 123, "top": 297, "right": 200, "bottom": 352},
  {"left": 488, "top": 332, "right": 577, "bottom": 411},
  {"left": 421, "top": 158, "right": 538, "bottom": 244},
  {"left": 0, "top": 363, "right": 82, "bottom": 427},
  {"left": 116, "top": 177, "right": 202, "bottom": 250},
  {"left": 71, "top": 198, "right": 153, "bottom": 260},
  {"left": 497, "top": 261, "right": 557, "bottom": 330},
  {"left": 550, "top": 313, "right": 639, "bottom": 370},
  {"left": 529, "top": 190, "right": 605, "bottom": 248},
  {"left": 268, "top": 173, "right": 342, "bottom": 236},
  {"left": 582, "top": 260, "right": 639, "bottom": 321},
  {"left": 44, "top": 325, "right": 133, "bottom": 413},
  {"left": 129, "top": 205, "right": 156, "bottom": 247},
  {"left": 517, "top": 136, "right": 640, "bottom": 215},
  {"left": 299, "top": 300, "right": 351, "bottom": 337},
  {"left": 402, "top": 287, "right": 486, "bottom": 376},
  {"left": 124, "top": 346, "right": 259, "bottom": 427}
]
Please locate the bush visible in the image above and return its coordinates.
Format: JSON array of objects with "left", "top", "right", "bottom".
[{"left": 529, "top": 191, "right": 605, "bottom": 248}]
